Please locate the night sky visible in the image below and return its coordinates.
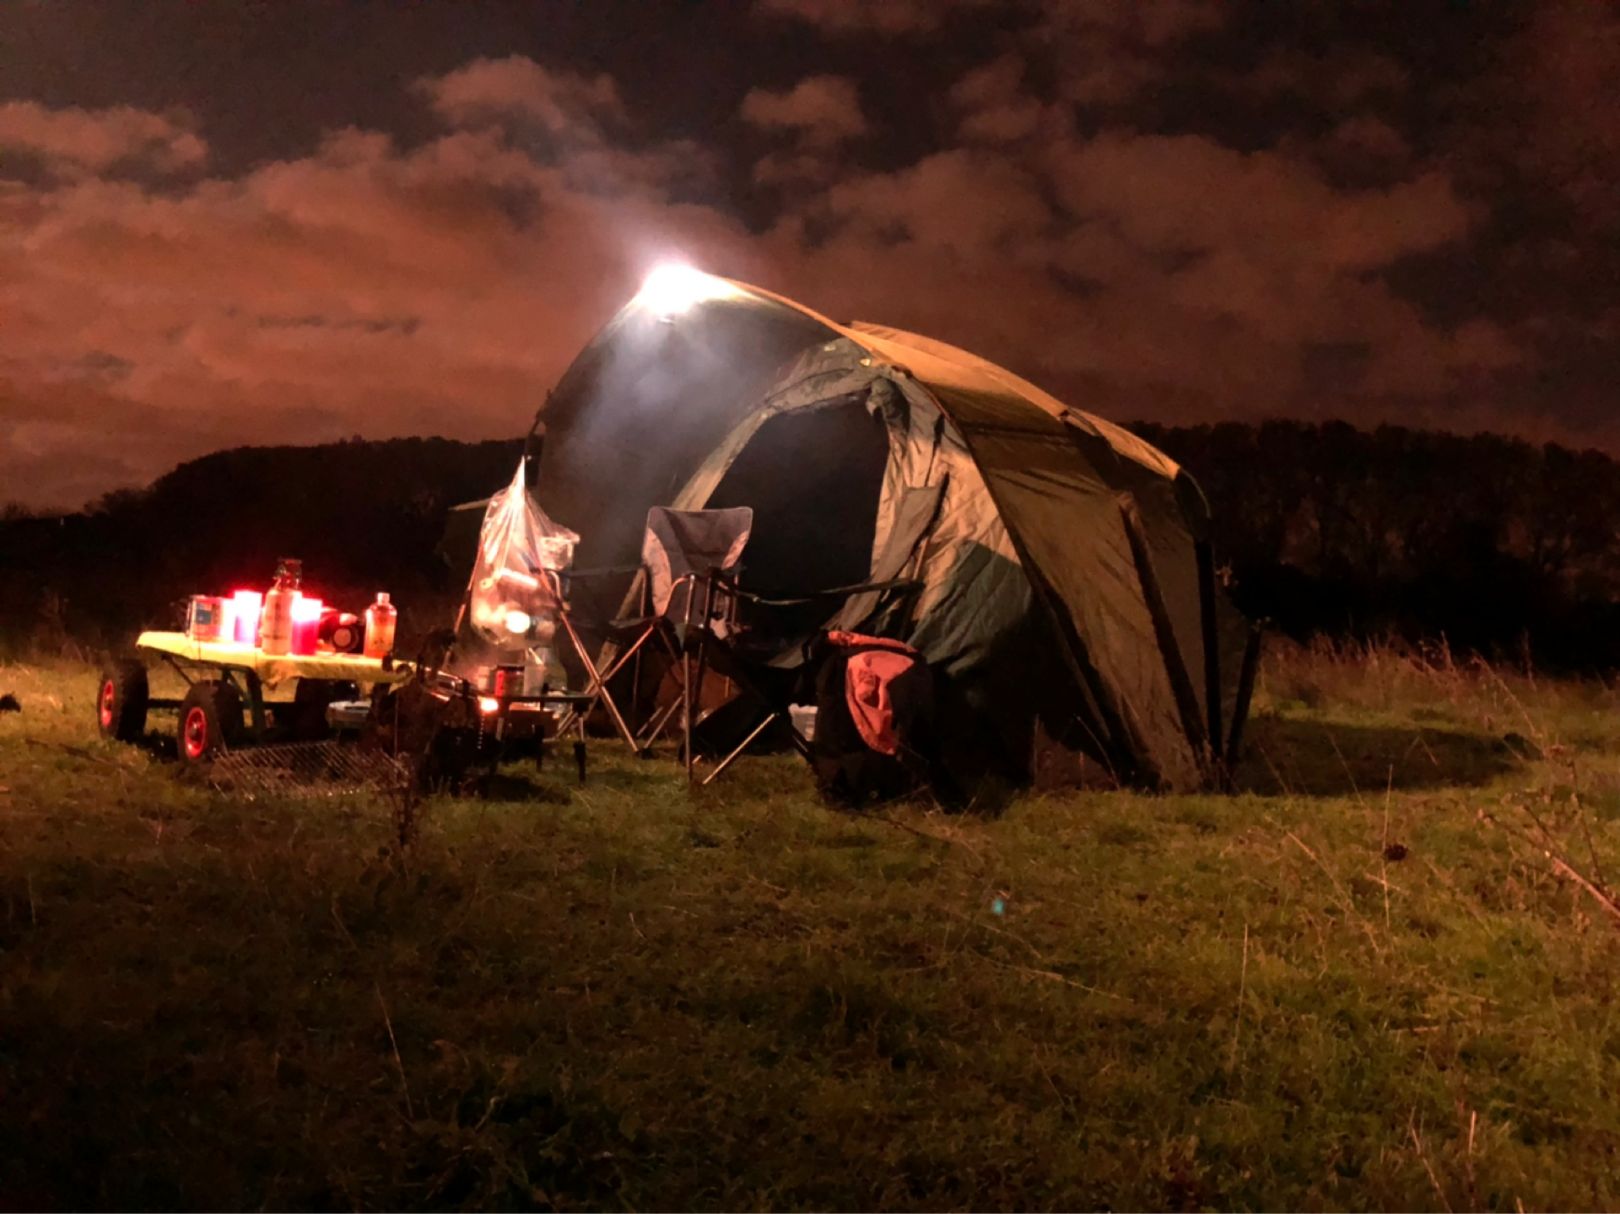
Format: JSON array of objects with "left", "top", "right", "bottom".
[{"left": 3, "top": 0, "right": 1616, "bottom": 511}]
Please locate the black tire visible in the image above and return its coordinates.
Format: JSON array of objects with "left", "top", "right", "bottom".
[
  {"left": 96, "top": 659, "right": 149, "bottom": 742},
  {"left": 177, "top": 680, "right": 244, "bottom": 765}
]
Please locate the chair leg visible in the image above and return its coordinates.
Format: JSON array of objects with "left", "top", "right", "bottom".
[
  {"left": 636, "top": 696, "right": 682, "bottom": 747},
  {"left": 701, "top": 710, "right": 781, "bottom": 786},
  {"left": 627, "top": 628, "right": 687, "bottom": 749},
  {"left": 682, "top": 645, "right": 695, "bottom": 784},
  {"left": 558, "top": 609, "right": 642, "bottom": 753}
]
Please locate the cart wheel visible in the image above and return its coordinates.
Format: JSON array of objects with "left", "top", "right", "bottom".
[
  {"left": 96, "top": 659, "right": 149, "bottom": 742},
  {"left": 177, "top": 680, "right": 244, "bottom": 765}
]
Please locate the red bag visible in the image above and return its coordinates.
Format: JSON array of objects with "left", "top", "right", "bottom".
[{"left": 828, "top": 630, "right": 919, "bottom": 756}]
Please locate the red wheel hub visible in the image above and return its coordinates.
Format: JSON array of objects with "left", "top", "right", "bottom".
[
  {"left": 182, "top": 706, "right": 209, "bottom": 760},
  {"left": 99, "top": 681, "right": 116, "bottom": 728}
]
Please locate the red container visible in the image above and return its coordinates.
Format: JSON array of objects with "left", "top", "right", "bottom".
[
  {"left": 231, "top": 590, "right": 263, "bottom": 645},
  {"left": 289, "top": 595, "right": 323, "bottom": 656}
]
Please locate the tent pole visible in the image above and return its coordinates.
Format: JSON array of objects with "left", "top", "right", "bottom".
[
  {"left": 1225, "top": 626, "right": 1264, "bottom": 774},
  {"left": 682, "top": 581, "right": 695, "bottom": 784},
  {"left": 1195, "top": 539, "right": 1224, "bottom": 766}
]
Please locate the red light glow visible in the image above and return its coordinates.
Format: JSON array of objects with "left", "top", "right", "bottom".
[
  {"left": 231, "top": 590, "right": 263, "bottom": 646},
  {"left": 290, "top": 594, "right": 323, "bottom": 655}
]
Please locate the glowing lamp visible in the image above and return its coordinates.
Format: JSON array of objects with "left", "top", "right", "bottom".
[
  {"left": 635, "top": 263, "right": 737, "bottom": 321},
  {"left": 478, "top": 696, "right": 500, "bottom": 715},
  {"left": 504, "top": 609, "right": 532, "bottom": 635},
  {"left": 232, "top": 590, "right": 263, "bottom": 645},
  {"left": 290, "top": 594, "right": 323, "bottom": 655}
]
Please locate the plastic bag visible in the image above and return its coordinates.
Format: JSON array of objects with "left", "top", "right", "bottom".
[{"left": 464, "top": 461, "right": 580, "bottom": 652}]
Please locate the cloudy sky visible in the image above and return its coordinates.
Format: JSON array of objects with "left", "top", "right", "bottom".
[{"left": 2, "top": 0, "right": 1616, "bottom": 511}]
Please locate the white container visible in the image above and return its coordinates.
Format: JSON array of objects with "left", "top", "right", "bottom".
[
  {"left": 260, "top": 584, "right": 295, "bottom": 654},
  {"left": 789, "top": 704, "right": 818, "bottom": 742}
]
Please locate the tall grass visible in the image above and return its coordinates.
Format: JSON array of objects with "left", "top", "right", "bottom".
[{"left": 3, "top": 647, "right": 1620, "bottom": 1209}]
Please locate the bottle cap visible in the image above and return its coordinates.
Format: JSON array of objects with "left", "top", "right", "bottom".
[{"left": 376, "top": 592, "right": 391, "bottom": 605}]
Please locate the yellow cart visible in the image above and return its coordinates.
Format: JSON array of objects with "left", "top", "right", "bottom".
[{"left": 95, "top": 631, "right": 414, "bottom": 764}]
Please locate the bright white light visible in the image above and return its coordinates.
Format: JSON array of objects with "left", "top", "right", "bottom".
[
  {"left": 636, "top": 263, "right": 736, "bottom": 320},
  {"left": 504, "top": 609, "right": 532, "bottom": 635},
  {"left": 478, "top": 696, "right": 500, "bottom": 715}
]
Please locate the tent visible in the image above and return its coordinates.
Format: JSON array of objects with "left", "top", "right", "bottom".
[{"left": 532, "top": 268, "right": 1253, "bottom": 792}]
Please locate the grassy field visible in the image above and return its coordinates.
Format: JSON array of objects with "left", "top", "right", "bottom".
[{"left": 4, "top": 645, "right": 1620, "bottom": 1210}]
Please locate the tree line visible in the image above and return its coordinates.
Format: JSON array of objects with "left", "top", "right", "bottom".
[
  {"left": 1135, "top": 420, "right": 1620, "bottom": 669},
  {"left": 0, "top": 436, "right": 523, "bottom": 654},
  {"left": 3, "top": 422, "right": 1617, "bottom": 669}
]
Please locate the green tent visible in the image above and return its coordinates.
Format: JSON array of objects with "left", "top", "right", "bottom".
[{"left": 535, "top": 270, "right": 1252, "bottom": 791}]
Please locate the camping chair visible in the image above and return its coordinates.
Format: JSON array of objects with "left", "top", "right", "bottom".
[{"left": 589, "top": 506, "right": 762, "bottom": 780}]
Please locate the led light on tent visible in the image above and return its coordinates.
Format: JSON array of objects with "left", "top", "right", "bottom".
[{"left": 636, "top": 263, "right": 737, "bottom": 321}]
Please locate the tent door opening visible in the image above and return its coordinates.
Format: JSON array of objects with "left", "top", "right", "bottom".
[{"left": 703, "top": 398, "right": 891, "bottom": 644}]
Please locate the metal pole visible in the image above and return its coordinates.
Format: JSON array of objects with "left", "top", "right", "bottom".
[
  {"left": 1224, "top": 626, "right": 1264, "bottom": 776},
  {"left": 557, "top": 607, "right": 640, "bottom": 751},
  {"left": 702, "top": 711, "right": 779, "bottom": 785}
]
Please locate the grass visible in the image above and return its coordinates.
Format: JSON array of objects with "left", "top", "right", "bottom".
[{"left": 4, "top": 642, "right": 1620, "bottom": 1209}]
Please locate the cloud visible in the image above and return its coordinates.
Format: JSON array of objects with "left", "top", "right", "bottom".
[
  {"left": 417, "top": 56, "right": 623, "bottom": 136},
  {"left": 0, "top": 100, "right": 205, "bottom": 176},
  {"left": 0, "top": 49, "right": 1585, "bottom": 513},
  {"left": 762, "top": 121, "right": 1508, "bottom": 418},
  {"left": 1215, "top": 49, "right": 1408, "bottom": 110},
  {"left": 741, "top": 76, "right": 867, "bottom": 147},
  {"left": 1510, "top": 0, "right": 1620, "bottom": 230},
  {"left": 0, "top": 83, "right": 760, "bottom": 508},
  {"left": 815, "top": 149, "right": 1053, "bottom": 259},
  {"left": 1321, "top": 116, "right": 1411, "bottom": 173},
  {"left": 752, "top": 0, "right": 983, "bottom": 36},
  {"left": 1035, "top": 0, "right": 1224, "bottom": 48},
  {"left": 418, "top": 59, "right": 713, "bottom": 199},
  {"left": 950, "top": 55, "right": 1064, "bottom": 144},
  {"left": 1046, "top": 133, "right": 1471, "bottom": 273},
  {"left": 1027, "top": 0, "right": 1228, "bottom": 105}
]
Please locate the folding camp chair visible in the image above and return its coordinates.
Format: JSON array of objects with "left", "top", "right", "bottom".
[{"left": 587, "top": 507, "right": 764, "bottom": 780}]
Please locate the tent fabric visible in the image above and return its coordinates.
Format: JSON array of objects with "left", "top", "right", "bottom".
[{"left": 534, "top": 276, "right": 1249, "bottom": 791}]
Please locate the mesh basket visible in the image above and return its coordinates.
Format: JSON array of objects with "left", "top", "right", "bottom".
[{"left": 206, "top": 740, "right": 413, "bottom": 800}]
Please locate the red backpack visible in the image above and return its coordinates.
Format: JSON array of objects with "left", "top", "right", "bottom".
[{"left": 809, "top": 631, "right": 936, "bottom": 807}]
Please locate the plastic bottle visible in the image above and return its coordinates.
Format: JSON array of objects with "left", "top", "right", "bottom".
[
  {"left": 364, "top": 592, "right": 397, "bottom": 659},
  {"left": 259, "top": 559, "right": 302, "bottom": 655}
]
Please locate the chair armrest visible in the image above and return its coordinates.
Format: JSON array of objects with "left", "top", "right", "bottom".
[{"left": 732, "top": 578, "right": 923, "bottom": 608}]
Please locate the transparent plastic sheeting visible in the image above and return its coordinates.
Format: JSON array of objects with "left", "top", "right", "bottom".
[{"left": 465, "top": 461, "right": 580, "bottom": 654}]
